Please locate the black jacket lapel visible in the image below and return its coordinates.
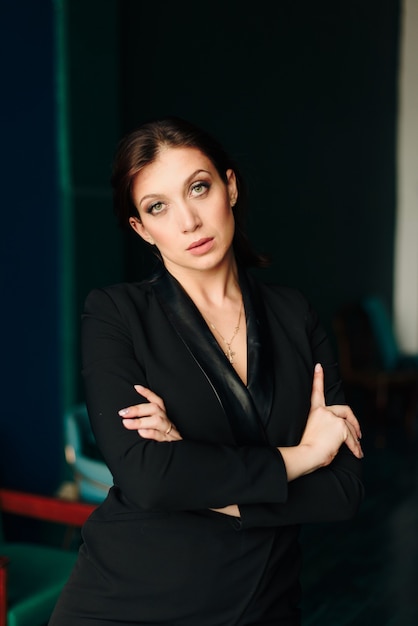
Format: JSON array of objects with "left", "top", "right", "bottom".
[
  {"left": 240, "top": 270, "right": 274, "bottom": 429},
  {"left": 151, "top": 269, "right": 274, "bottom": 445}
]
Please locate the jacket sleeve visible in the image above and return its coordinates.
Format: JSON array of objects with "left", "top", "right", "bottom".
[
  {"left": 240, "top": 298, "right": 365, "bottom": 528},
  {"left": 239, "top": 449, "right": 364, "bottom": 528},
  {"left": 82, "top": 287, "right": 289, "bottom": 513}
]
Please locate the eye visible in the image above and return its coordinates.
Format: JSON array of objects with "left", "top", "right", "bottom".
[
  {"left": 190, "top": 181, "right": 210, "bottom": 197},
  {"left": 146, "top": 201, "right": 165, "bottom": 215}
]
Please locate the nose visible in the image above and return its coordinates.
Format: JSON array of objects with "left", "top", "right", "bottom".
[{"left": 176, "top": 201, "right": 201, "bottom": 233}]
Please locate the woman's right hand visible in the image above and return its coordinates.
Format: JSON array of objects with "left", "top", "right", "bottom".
[
  {"left": 278, "top": 363, "right": 364, "bottom": 481},
  {"left": 118, "top": 385, "right": 182, "bottom": 442}
]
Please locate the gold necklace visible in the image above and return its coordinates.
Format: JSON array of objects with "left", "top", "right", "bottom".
[{"left": 208, "top": 300, "right": 243, "bottom": 365}]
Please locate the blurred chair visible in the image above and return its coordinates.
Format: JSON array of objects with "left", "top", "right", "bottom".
[
  {"left": 64, "top": 403, "right": 113, "bottom": 504},
  {"left": 362, "top": 295, "right": 418, "bottom": 372},
  {"left": 0, "top": 488, "right": 95, "bottom": 626},
  {"left": 333, "top": 296, "right": 418, "bottom": 444}
]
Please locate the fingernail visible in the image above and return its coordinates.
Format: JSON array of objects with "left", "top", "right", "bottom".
[
  {"left": 314, "top": 363, "right": 322, "bottom": 372},
  {"left": 118, "top": 408, "right": 129, "bottom": 416},
  {"left": 134, "top": 384, "right": 144, "bottom": 391}
]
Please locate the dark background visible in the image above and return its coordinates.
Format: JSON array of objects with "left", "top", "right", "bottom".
[{"left": 1, "top": 0, "right": 400, "bottom": 493}]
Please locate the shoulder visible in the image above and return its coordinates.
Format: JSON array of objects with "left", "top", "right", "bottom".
[
  {"left": 261, "top": 282, "right": 309, "bottom": 308},
  {"left": 247, "top": 271, "right": 310, "bottom": 314},
  {"left": 83, "top": 278, "right": 156, "bottom": 320},
  {"left": 246, "top": 271, "right": 320, "bottom": 336}
]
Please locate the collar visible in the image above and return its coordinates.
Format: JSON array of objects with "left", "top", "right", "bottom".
[{"left": 150, "top": 268, "right": 274, "bottom": 445}]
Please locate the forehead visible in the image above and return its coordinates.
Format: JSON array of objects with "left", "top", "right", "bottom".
[{"left": 132, "top": 146, "right": 217, "bottom": 194}]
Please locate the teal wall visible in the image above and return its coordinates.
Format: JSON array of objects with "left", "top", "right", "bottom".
[
  {"left": 1, "top": 0, "right": 400, "bottom": 493},
  {"left": 56, "top": 0, "right": 123, "bottom": 410}
]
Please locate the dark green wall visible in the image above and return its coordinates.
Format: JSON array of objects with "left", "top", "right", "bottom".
[{"left": 57, "top": 0, "right": 123, "bottom": 409}]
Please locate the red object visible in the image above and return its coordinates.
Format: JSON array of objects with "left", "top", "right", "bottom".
[{"left": 0, "top": 488, "right": 96, "bottom": 626}]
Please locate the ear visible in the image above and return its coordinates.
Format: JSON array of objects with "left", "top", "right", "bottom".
[
  {"left": 226, "top": 169, "right": 238, "bottom": 206},
  {"left": 129, "top": 217, "right": 155, "bottom": 245}
]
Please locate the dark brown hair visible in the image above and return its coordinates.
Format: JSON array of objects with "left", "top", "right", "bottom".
[{"left": 111, "top": 116, "right": 270, "bottom": 269}]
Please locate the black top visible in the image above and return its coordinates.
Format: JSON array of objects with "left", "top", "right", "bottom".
[{"left": 49, "top": 268, "right": 364, "bottom": 626}]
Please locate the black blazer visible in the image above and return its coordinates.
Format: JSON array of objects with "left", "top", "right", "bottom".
[{"left": 49, "top": 268, "right": 364, "bottom": 626}]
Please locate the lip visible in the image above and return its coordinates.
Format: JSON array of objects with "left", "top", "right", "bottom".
[{"left": 186, "top": 237, "right": 214, "bottom": 255}]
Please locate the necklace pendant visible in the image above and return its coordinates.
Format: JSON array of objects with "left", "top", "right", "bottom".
[
  {"left": 207, "top": 299, "right": 243, "bottom": 367},
  {"left": 226, "top": 347, "right": 235, "bottom": 364}
]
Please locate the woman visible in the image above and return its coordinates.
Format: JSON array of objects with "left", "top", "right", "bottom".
[{"left": 49, "top": 116, "right": 364, "bottom": 625}]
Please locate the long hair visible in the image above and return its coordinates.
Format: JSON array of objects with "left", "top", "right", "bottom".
[{"left": 111, "top": 116, "right": 270, "bottom": 269}]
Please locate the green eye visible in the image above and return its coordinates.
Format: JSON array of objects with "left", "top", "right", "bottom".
[
  {"left": 147, "top": 202, "right": 164, "bottom": 215},
  {"left": 191, "top": 181, "right": 210, "bottom": 196}
]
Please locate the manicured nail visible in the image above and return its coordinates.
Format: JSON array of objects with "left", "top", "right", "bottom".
[
  {"left": 118, "top": 408, "right": 129, "bottom": 416},
  {"left": 314, "top": 363, "right": 322, "bottom": 372},
  {"left": 134, "top": 384, "right": 145, "bottom": 391}
]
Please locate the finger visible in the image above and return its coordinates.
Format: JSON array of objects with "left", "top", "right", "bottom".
[
  {"left": 328, "top": 405, "right": 362, "bottom": 439},
  {"left": 121, "top": 411, "right": 174, "bottom": 434},
  {"left": 138, "top": 426, "right": 182, "bottom": 442},
  {"left": 343, "top": 421, "right": 364, "bottom": 458},
  {"left": 137, "top": 427, "right": 166, "bottom": 441},
  {"left": 121, "top": 412, "right": 165, "bottom": 430},
  {"left": 122, "top": 416, "right": 164, "bottom": 437},
  {"left": 310, "top": 363, "right": 326, "bottom": 410},
  {"left": 162, "top": 422, "right": 182, "bottom": 441},
  {"left": 123, "top": 420, "right": 182, "bottom": 442},
  {"left": 134, "top": 384, "right": 166, "bottom": 411},
  {"left": 122, "top": 417, "right": 144, "bottom": 430},
  {"left": 118, "top": 403, "right": 157, "bottom": 418}
]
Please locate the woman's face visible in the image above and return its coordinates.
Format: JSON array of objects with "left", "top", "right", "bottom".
[{"left": 129, "top": 146, "right": 238, "bottom": 277}]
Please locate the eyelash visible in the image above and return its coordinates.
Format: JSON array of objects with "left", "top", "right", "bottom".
[
  {"left": 146, "top": 201, "right": 164, "bottom": 215},
  {"left": 145, "top": 181, "right": 211, "bottom": 215},
  {"left": 191, "top": 181, "right": 210, "bottom": 195}
]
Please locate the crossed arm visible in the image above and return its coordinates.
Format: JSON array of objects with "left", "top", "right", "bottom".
[{"left": 118, "top": 363, "right": 363, "bottom": 516}]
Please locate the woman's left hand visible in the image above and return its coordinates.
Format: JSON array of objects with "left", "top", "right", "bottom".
[{"left": 118, "top": 385, "right": 182, "bottom": 442}]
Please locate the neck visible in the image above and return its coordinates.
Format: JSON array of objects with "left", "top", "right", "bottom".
[{"left": 164, "top": 258, "right": 242, "bottom": 309}]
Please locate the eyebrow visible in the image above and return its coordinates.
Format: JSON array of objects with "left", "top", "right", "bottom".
[
  {"left": 137, "top": 169, "right": 212, "bottom": 207},
  {"left": 187, "top": 169, "right": 211, "bottom": 181}
]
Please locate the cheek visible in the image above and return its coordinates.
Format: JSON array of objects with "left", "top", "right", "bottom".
[
  {"left": 221, "top": 206, "right": 235, "bottom": 232},
  {"left": 136, "top": 225, "right": 154, "bottom": 244},
  {"left": 217, "top": 209, "right": 235, "bottom": 249},
  {"left": 146, "top": 228, "right": 171, "bottom": 250},
  {"left": 214, "top": 200, "right": 234, "bottom": 222}
]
